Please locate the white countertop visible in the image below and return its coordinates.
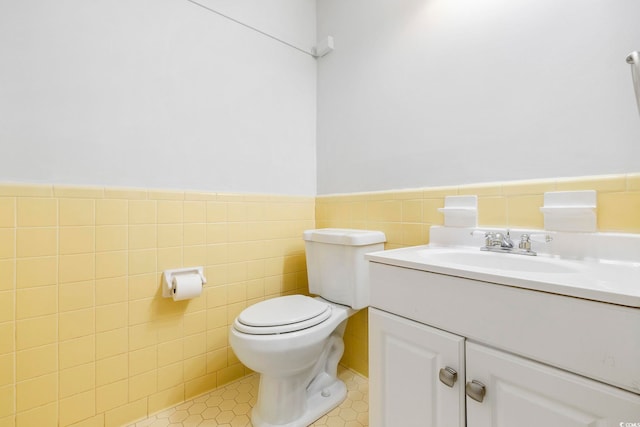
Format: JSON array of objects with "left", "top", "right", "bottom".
[{"left": 367, "top": 244, "right": 640, "bottom": 307}]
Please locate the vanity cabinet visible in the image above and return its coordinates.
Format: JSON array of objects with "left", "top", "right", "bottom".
[
  {"left": 370, "top": 308, "right": 640, "bottom": 427},
  {"left": 368, "top": 262, "right": 640, "bottom": 427}
]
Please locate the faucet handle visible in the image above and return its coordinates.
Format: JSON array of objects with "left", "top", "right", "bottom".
[
  {"left": 519, "top": 234, "right": 532, "bottom": 251},
  {"left": 519, "top": 233, "right": 552, "bottom": 252},
  {"left": 487, "top": 232, "right": 502, "bottom": 247}
]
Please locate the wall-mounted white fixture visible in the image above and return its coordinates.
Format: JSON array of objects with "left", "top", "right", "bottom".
[
  {"left": 540, "top": 190, "right": 596, "bottom": 232},
  {"left": 438, "top": 195, "right": 478, "bottom": 228},
  {"left": 162, "top": 267, "right": 206, "bottom": 301},
  {"left": 627, "top": 51, "right": 640, "bottom": 117},
  {"left": 312, "top": 36, "right": 334, "bottom": 58}
]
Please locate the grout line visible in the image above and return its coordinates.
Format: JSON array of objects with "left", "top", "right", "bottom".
[
  {"left": 93, "top": 199, "right": 98, "bottom": 418},
  {"left": 12, "top": 196, "right": 16, "bottom": 424},
  {"left": 55, "top": 198, "right": 60, "bottom": 420}
]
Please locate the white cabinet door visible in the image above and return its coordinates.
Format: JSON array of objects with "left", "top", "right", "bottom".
[
  {"left": 466, "top": 342, "right": 640, "bottom": 427},
  {"left": 369, "top": 308, "right": 465, "bottom": 427}
]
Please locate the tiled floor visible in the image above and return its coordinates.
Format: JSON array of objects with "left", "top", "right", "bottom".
[{"left": 128, "top": 366, "right": 369, "bottom": 427}]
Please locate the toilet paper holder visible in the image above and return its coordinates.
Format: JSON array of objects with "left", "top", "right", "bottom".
[{"left": 162, "top": 267, "right": 207, "bottom": 298}]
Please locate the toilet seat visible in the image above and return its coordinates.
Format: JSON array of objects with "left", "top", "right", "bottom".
[{"left": 234, "top": 295, "right": 332, "bottom": 335}]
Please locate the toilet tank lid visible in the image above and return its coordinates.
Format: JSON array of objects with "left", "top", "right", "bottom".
[{"left": 303, "top": 228, "right": 386, "bottom": 246}]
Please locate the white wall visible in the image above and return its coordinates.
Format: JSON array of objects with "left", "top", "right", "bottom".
[
  {"left": 0, "top": 0, "right": 317, "bottom": 195},
  {"left": 316, "top": 0, "right": 640, "bottom": 194},
  {"left": 198, "top": 0, "right": 317, "bottom": 54}
]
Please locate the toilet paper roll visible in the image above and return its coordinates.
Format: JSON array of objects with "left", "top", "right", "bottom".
[{"left": 172, "top": 273, "right": 202, "bottom": 301}]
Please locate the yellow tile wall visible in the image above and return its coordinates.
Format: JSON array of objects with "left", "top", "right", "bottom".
[
  {"left": 316, "top": 173, "right": 640, "bottom": 377},
  {"left": 0, "top": 184, "right": 314, "bottom": 427},
  {"left": 1, "top": 173, "right": 638, "bottom": 426}
]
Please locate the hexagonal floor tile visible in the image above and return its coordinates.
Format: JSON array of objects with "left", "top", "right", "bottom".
[{"left": 129, "top": 365, "right": 369, "bottom": 427}]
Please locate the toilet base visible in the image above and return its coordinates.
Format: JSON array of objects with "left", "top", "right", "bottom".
[{"left": 251, "top": 379, "right": 347, "bottom": 427}]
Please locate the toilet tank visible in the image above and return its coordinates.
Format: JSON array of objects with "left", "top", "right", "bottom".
[{"left": 303, "top": 229, "right": 386, "bottom": 309}]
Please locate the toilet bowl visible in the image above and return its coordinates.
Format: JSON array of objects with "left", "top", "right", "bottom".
[
  {"left": 229, "top": 295, "right": 355, "bottom": 427},
  {"left": 229, "top": 229, "right": 386, "bottom": 427}
]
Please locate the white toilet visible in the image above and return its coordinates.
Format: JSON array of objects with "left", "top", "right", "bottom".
[{"left": 229, "top": 228, "right": 386, "bottom": 427}]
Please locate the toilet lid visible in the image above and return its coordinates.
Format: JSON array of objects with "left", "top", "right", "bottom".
[{"left": 235, "top": 295, "right": 331, "bottom": 335}]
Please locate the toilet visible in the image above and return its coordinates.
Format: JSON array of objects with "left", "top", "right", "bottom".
[{"left": 229, "top": 228, "right": 386, "bottom": 427}]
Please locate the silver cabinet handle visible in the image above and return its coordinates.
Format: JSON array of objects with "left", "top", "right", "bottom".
[
  {"left": 438, "top": 367, "right": 458, "bottom": 388},
  {"left": 465, "top": 380, "right": 486, "bottom": 402}
]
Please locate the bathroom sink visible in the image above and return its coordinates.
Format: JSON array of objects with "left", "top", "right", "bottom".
[
  {"left": 366, "top": 245, "right": 640, "bottom": 307},
  {"left": 413, "top": 249, "right": 579, "bottom": 274}
]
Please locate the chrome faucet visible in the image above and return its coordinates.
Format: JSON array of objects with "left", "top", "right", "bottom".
[
  {"left": 475, "top": 229, "right": 551, "bottom": 256},
  {"left": 483, "top": 230, "right": 514, "bottom": 249}
]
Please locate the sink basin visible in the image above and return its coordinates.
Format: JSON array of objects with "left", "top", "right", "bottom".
[
  {"left": 415, "top": 249, "right": 579, "bottom": 274},
  {"left": 366, "top": 244, "right": 640, "bottom": 307}
]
